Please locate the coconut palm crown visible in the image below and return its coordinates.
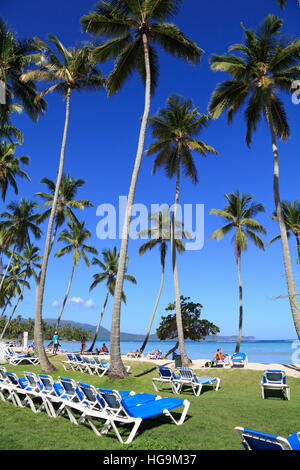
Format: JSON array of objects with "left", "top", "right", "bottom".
[{"left": 81, "top": 0, "right": 203, "bottom": 96}]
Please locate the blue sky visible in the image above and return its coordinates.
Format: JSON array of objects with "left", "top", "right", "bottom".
[{"left": 1, "top": 0, "right": 300, "bottom": 340}]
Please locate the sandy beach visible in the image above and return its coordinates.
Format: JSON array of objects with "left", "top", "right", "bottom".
[
  {"left": 119, "top": 355, "right": 300, "bottom": 379},
  {"left": 8, "top": 345, "right": 300, "bottom": 379}
]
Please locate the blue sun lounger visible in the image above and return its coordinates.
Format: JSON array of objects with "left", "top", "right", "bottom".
[
  {"left": 261, "top": 370, "right": 290, "bottom": 400},
  {"left": 175, "top": 368, "right": 220, "bottom": 396},
  {"left": 231, "top": 352, "right": 248, "bottom": 367},
  {"left": 235, "top": 427, "right": 300, "bottom": 450},
  {"left": 97, "top": 388, "right": 190, "bottom": 444},
  {"left": 152, "top": 366, "right": 180, "bottom": 393}
]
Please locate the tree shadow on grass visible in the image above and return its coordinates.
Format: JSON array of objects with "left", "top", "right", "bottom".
[{"left": 134, "top": 366, "right": 157, "bottom": 378}]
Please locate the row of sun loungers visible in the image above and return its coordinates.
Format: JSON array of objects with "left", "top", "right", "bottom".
[
  {"left": 0, "top": 366, "right": 189, "bottom": 444},
  {"left": 62, "top": 353, "right": 130, "bottom": 377},
  {"left": 0, "top": 343, "right": 40, "bottom": 366}
]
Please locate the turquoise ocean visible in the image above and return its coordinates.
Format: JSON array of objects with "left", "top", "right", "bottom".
[{"left": 46, "top": 339, "right": 300, "bottom": 365}]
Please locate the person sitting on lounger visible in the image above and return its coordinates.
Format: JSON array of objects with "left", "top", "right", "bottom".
[
  {"left": 211, "top": 348, "right": 226, "bottom": 362},
  {"left": 128, "top": 349, "right": 142, "bottom": 355}
]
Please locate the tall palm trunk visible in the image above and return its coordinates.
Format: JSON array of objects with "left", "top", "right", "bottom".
[
  {"left": 88, "top": 287, "right": 110, "bottom": 352},
  {"left": 55, "top": 262, "right": 75, "bottom": 331},
  {"left": 267, "top": 106, "right": 300, "bottom": 338},
  {"left": 0, "top": 273, "right": 27, "bottom": 340},
  {"left": 140, "top": 263, "right": 165, "bottom": 353},
  {"left": 235, "top": 252, "right": 243, "bottom": 353},
  {"left": 295, "top": 234, "right": 300, "bottom": 261},
  {"left": 109, "top": 33, "right": 151, "bottom": 378},
  {"left": 0, "top": 247, "right": 15, "bottom": 293},
  {"left": 35, "top": 87, "right": 72, "bottom": 372},
  {"left": 1, "top": 294, "right": 12, "bottom": 317},
  {"left": 172, "top": 153, "right": 190, "bottom": 366}
]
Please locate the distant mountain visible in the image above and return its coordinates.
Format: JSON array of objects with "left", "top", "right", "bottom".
[
  {"left": 43, "top": 318, "right": 158, "bottom": 341},
  {"left": 42, "top": 318, "right": 255, "bottom": 342}
]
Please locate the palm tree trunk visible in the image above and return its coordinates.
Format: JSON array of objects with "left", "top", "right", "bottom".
[
  {"left": 0, "top": 247, "right": 15, "bottom": 293},
  {"left": 35, "top": 86, "right": 72, "bottom": 372},
  {"left": 1, "top": 294, "right": 12, "bottom": 317},
  {"left": 172, "top": 154, "right": 190, "bottom": 366},
  {"left": 49, "top": 221, "right": 59, "bottom": 255},
  {"left": 55, "top": 263, "right": 75, "bottom": 331},
  {"left": 235, "top": 252, "right": 243, "bottom": 353},
  {"left": 267, "top": 106, "right": 300, "bottom": 338},
  {"left": 140, "top": 264, "right": 165, "bottom": 353},
  {"left": 109, "top": 33, "right": 151, "bottom": 378},
  {"left": 88, "top": 287, "right": 110, "bottom": 352},
  {"left": 164, "top": 340, "right": 179, "bottom": 359},
  {"left": 296, "top": 234, "right": 300, "bottom": 262},
  {"left": 0, "top": 274, "right": 27, "bottom": 340}
]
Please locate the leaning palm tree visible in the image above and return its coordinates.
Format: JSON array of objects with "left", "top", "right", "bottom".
[
  {"left": 0, "top": 244, "right": 41, "bottom": 340},
  {"left": 88, "top": 247, "right": 136, "bottom": 352},
  {"left": 54, "top": 221, "right": 98, "bottom": 330},
  {"left": 268, "top": 200, "right": 300, "bottom": 262},
  {"left": 20, "top": 35, "right": 105, "bottom": 372},
  {"left": 210, "top": 191, "right": 266, "bottom": 353},
  {"left": 209, "top": 14, "right": 300, "bottom": 339},
  {"left": 0, "top": 198, "right": 42, "bottom": 292},
  {"left": 81, "top": 0, "right": 202, "bottom": 377},
  {"left": 137, "top": 207, "right": 188, "bottom": 353},
  {"left": 0, "top": 140, "right": 30, "bottom": 202},
  {"left": 0, "top": 18, "right": 46, "bottom": 127},
  {"left": 35, "top": 174, "right": 94, "bottom": 254},
  {"left": 146, "top": 94, "right": 218, "bottom": 365}
]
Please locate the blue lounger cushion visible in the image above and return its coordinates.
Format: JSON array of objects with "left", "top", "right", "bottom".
[
  {"left": 122, "top": 397, "right": 185, "bottom": 419},
  {"left": 193, "top": 376, "right": 217, "bottom": 384},
  {"left": 122, "top": 393, "right": 165, "bottom": 408}
]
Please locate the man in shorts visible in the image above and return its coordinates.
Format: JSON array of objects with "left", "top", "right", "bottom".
[{"left": 53, "top": 331, "right": 59, "bottom": 355}]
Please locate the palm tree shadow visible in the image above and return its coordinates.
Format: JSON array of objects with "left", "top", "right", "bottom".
[
  {"left": 134, "top": 362, "right": 172, "bottom": 378},
  {"left": 134, "top": 366, "right": 157, "bottom": 378}
]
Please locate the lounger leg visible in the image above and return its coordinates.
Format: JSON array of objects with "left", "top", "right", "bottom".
[
  {"left": 64, "top": 405, "right": 80, "bottom": 425},
  {"left": 163, "top": 399, "right": 190, "bottom": 426},
  {"left": 215, "top": 378, "right": 220, "bottom": 391}
]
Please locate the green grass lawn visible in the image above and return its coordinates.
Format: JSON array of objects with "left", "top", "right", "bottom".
[{"left": 1, "top": 355, "right": 299, "bottom": 450}]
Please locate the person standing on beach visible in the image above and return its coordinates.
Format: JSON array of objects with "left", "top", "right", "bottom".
[
  {"left": 80, "top": 336, "right": 86, "bottom": 354},
  {"left": 52, "top": 331, "right": 59, "bottom": 355}
]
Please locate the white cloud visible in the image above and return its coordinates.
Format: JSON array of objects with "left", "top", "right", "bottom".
[
  {"left": 84, "top": 299, "right": 96, "bottom": 309},
  {"left": 51, "top": 297, "right": 96, "bottom": 309},
  {"left": 67, "top": 297, "right": 85, "bottom": 306}
]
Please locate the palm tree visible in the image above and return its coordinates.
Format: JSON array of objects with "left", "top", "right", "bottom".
[
  {"left": 35, "top": 173, "right": 94, "bottom": 254},
  {"left": 81, "top": 0, "right": 202, "bottom": 377},
  {"left": 268, "top": 200, "right": 300, "bottom": 262},
  {"left": 146, "top": 94, "right": 218, "bottom": 365},
  {"left": 137, "top": 207, "right": 188, "bottom": 353},
  {"left": 0, "top": 244, "right": 41, "bottom": 340},
  {"left": 0, "top": 140, "right": 30, "bottom": 202},
  {"left": 210, "top": 191, "right": 266, "bottom": 353},
  {"left": 0, "top": 198, "right": 41, "bottom": 292},
  {"left": 20, "top": 35, "right": 105, "bottom": 372},
  {"left": 0, "top": 104, "right": 24, "bottom": 144},
  {"left": 0, "top": 18, "right": 46, "bottom": 127},
  {"left": 54, "top": 221, "right": 98, "bottom": 330},
  {"left": 208, "top": 14, "right": 300, "bottom": 339},
  {"left": 88, "top": 247, "right": 136, "bottom": 352}
]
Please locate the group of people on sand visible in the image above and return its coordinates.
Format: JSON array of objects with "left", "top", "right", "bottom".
[{"left": 93, "top": 343, "right": 109, "bottom": 355}]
